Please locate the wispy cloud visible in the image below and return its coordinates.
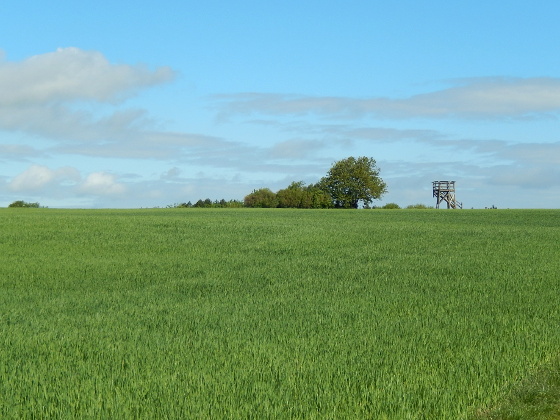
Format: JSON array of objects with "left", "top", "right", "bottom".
[
  {"left": 502, "top": 142, "right": 560, "bottom": 165},
  {"left": 0, "top": 144, "right": 45, "bottom": 161},
  {"left": 0, "top": 48, "right": 249, "bottom": 166},
  {"left": 0, "top": 48, "right": 175, "bottom": 144},
  {"left": 267, "top": 139, "right": 326, "bottom": 159},
  {"left": 489, "top": 164, "right": 560, "bottom": 189},
  {"left": 0, "top": 47, "right": 174, "bottom": 106},
  {"left": 214, "top": 77, "right": 560, "bottom": 120},
  {"left": 51, "top": 130, "right": 235, "bottom": 161}
]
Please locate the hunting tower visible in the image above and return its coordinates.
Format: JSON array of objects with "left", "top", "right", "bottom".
[{"left": 432, "top": 181, "right": 462, "bottom": 209}]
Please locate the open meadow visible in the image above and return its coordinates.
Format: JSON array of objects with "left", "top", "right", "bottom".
[{"left": 0, "top": 208, "right": 559, "bottom": 419}]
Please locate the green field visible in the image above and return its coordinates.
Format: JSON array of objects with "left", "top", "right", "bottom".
[{"left": 1, "top": 208, "right": 559, "bottom": 419}]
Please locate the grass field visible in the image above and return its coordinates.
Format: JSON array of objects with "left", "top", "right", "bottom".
[{"left": 0, "top": 208, "right": 559, "bottom": 419}]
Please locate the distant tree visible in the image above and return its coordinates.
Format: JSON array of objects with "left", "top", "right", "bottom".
[
  {"left": 381, "top": 203, "right": 401, "bottom": 209},
  {"left": 319, "top": 156, "right": 387, "bottom": 208},
  {"left": 8, "top": 200, "right": 40, "bottom": 208},
  {"left": 167, "top": 202, "right": 192, "bottom": 208},
  {"left": 193, "top": 199, "right": 213, "bottom": 208},
  {"left": 244, "top": 188, "right": 278, "bottom": 208},
  {"left": 170, "top": 199, "right": 243, "bottom": 209},
  {"left": 226, "top": 199, "right": 244, "bottom": 208}
]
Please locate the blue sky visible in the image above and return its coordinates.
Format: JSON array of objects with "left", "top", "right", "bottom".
[{"left": 1, "top": 1, "right": 559, "bottom": 208}]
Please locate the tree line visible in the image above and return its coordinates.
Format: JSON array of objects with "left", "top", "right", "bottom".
[
  {"left": 168, "top": 199, "right": 244, "bottom": 208},
  {"left": 172, "top": 156, "right": 388, "bottom": 209},
  {"left": 244, "top": 156, "right": 387, "bottom": 209},
  {"left": 8, "top": 200, "right": 41, "bottom": 208}
]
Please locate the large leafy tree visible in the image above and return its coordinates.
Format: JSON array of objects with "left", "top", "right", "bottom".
[{"left": 319, "top": 156, "right": 387, "bottom": 208}]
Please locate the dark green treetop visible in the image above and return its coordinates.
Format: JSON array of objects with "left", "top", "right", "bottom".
[{"left": 319, "top": 156, "right": 387, "bottom": 208}]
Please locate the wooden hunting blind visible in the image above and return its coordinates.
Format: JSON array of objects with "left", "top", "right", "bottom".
[{"left": 432, "top": 181, "right": 462, "bottom": 209}]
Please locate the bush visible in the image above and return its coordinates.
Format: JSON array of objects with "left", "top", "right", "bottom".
[
  {"left": 8, "top": 200, "right": 41, "bottom": 208},
  {"left": 406, "top": 204, "right": 433, "bottom": 209},
  {"left": 244, "top": 188, "right": 278, "bottom": 208},
  {"left": 381, "top": 203, "right": 401, "bottom": 209},
  {"left": 276, "top": 181, "right": 333, "bottom": 209}
]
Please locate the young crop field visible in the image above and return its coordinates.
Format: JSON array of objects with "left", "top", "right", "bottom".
[{"left": 0, "top": 208, "right": 559, "bottom": 419}]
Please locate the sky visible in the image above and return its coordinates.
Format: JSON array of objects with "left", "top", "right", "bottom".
[{"left": 1, "top": 1, "right": 559, "bottom": 209}]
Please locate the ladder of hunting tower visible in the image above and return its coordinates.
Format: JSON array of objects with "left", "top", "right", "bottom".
[{"left": 432, "top": 181, "right": 462, "bottom": 209}]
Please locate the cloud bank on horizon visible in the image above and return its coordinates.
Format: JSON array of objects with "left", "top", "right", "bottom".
[{"left": 1, "top": 2, "right": 559, "bottom": 208}]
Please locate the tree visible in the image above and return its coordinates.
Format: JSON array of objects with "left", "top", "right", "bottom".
[
  {"left": 193, "top": 198, "right": 213, "bottom": 208},
  {"left": 277, "top": 181, "right": 306, "bottom": 208},
  {"left": 243, "top": 188, "right": 278, "bottom": 208},
  {"left": 303, "top": 184, "right": 333, "bottom": 209},
  {"left": 319, "top": 157, "right": 387, "bottom": 209},
  {"left": 276, "top": 181, "right": 333, "bottom": 209}
]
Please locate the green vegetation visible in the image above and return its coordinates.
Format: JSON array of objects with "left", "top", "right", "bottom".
[
  {"left": 243, "top": 187, "right": 279, "bottom": 208},
  {"left": 276, "top": 181, "right": 332, "bottom": 209},
  {"left": 318, "top": 156, "right": 387, "bottom": 208},
  {"left": 0, "top": 209, "right": 559, "bottom": 418},
  {"left": 8, "top": 200, "right": 41, "bottom": 208},
  {"left": 244, "top": 156, "right": 387, "bottom": 209},
  {"left": 406, "top": 204, "right": 433, "bottom": 209},
  {"left": 381, "top": 202, "right": 401, "bottom": 209},
  {"left": 471, "top": 355, "right": 560, "bottom": 419},
  {"left": 169, "top": 199, "right": 244, "bottom": 208}
]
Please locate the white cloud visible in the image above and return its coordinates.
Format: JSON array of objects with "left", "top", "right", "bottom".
[
  {"left": 0, "top": 48, "right": 247, "bottom": 164},
  {"left": 9, "top": 165, "right": 79, "bottom": 191},
  {"left": 79, "top": 172, "right": 126, "bottom": 195},
  {"left": 0, "top": 47, "right": 175, "bottom": 106},
  {"left": 0, "top": 48, "right": 178, "bottom": 146}
]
